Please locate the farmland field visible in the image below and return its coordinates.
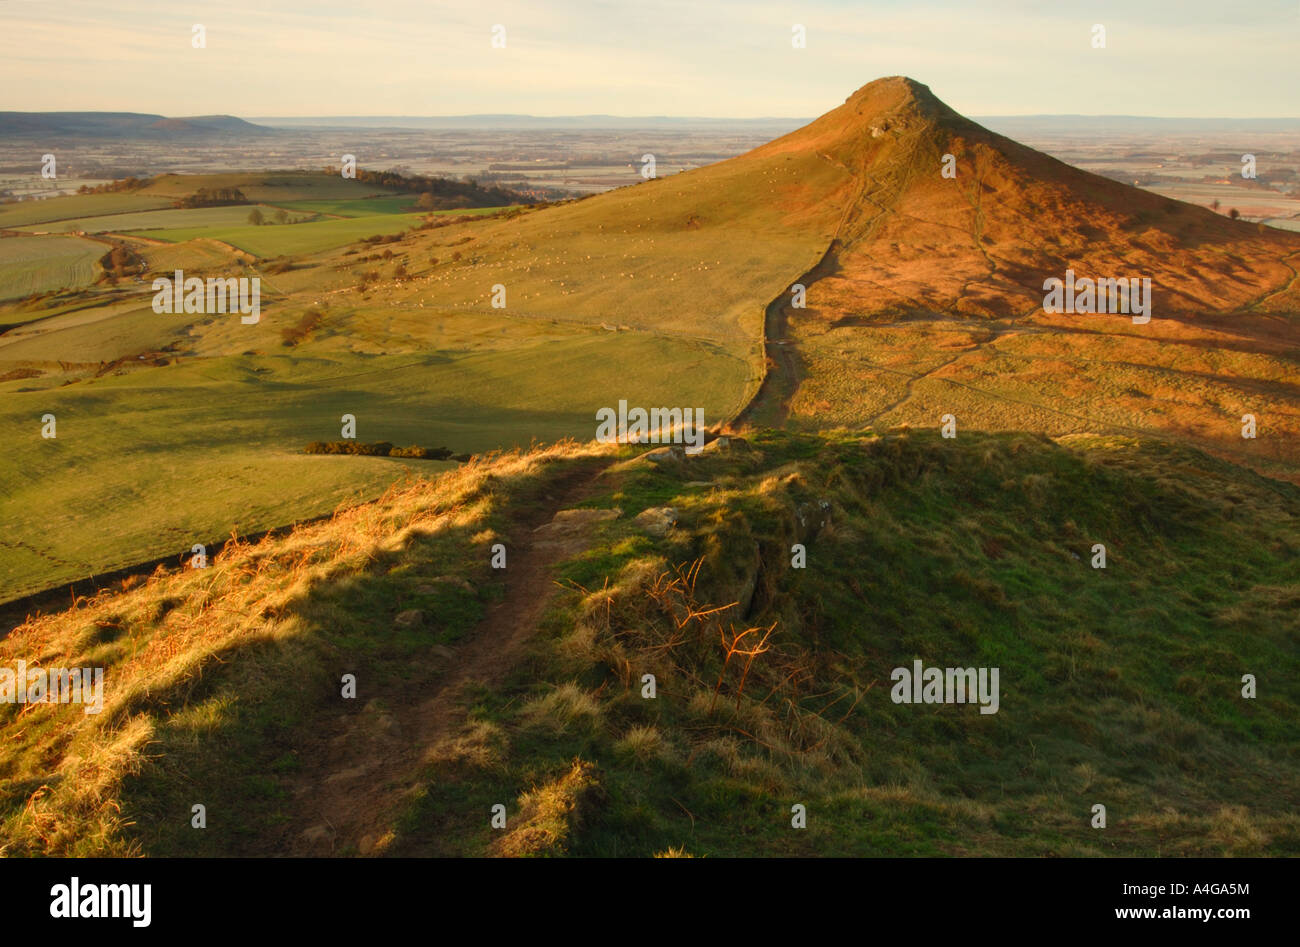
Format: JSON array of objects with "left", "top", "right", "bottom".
[
  {"left": 0, "top": 192, "right": 174, "bottom": 229},
  {"left": 14, "top": 203, "right": 312, "bottom": 234},
  {"left": 277, "top": 195, "right": 419, "bottom": 216},
  {"left": 126, "top": 212, "right": 428, "bottom": 256},
  {"left": 0, "top": 158, "right": 839, "bottom": 598},
  {"left": 135, "top": 171, "right": 400, "bottom": 202},
  {"left": 0, "top": 234, "right": 104, "bottom": 299},
  {"left": 0, "top": 327, "right": 748, "bottom": 600},
  {"left": 277, "top": 198, "right": 515, "bottom": 218}
]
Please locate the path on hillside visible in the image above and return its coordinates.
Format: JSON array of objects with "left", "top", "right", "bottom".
[
  {"left": 733, "top": 241, "right": 842, "bottom": 429},
  {"left": 282, "top": 459, "right": 616, "bottom": 856},
  {"left": 733, "top": 148, "right": 910, "bottom": 428}
]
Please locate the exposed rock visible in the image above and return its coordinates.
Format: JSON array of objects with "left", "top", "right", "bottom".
[
  {"left": 431, "top": 644, "right": 457, "bottom": 661},
  {"left": 395, "top": 609, "right": 424, "bottom": 627},
  {"left": 634, "top": 506, "right": 678, "bottom": 537},
  {"left": 417, "top": 575, "right": 474, "bottom": 594},
  {"left": 536, "top": 508, "right": 622, "bottom": 532},
  {"left": 301, "top": 824, "right": 332, "bottom": 843},
  {"left": 533, "top": 507, "right": 622, "bottom": 554},
  {"left": 795, "top": 499, "right": 833, "bottom": 543},
  {"left": 703, "top": 435, "right": 748, "bottom": 454},
  {"left": 644, "top": 445, "right": 685, "bottom": 465},
  {"left": 325, "top": 764, "right": 372, "bottom": 784}
]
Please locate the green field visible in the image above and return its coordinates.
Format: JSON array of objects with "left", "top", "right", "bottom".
[
  {"left": 136, "top": 172, "right": 400, "bottom": 202},
  {"left": 0, "top": 193, "right": 174, "bottom": 229},
  {"left": 0, "top": 159, "right": 840, "bottom": 600},
  {"left": 14, "top": 203, "right": 315, "bottom": 235},
  {"left": 277, "top": 198, "right": 514, "bottom": 218},
  {"left": 0, "top": 172, "right": 401, "bottom": 234},
  {"left": 0, "top": 235, "right": 104, "bottom": 300},
  {"left": 277, "top": 195, "right": 419, "bottom": 216},
  {"left": 127, "top": 212, "right": 427, "bottom": 256},
  {"left": 0, "top": 328, "right": 748, "bottom": 600}
]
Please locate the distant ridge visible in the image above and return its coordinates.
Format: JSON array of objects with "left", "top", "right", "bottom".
[
  {"left": 249, "top": 114, "right": 809, "bottom": 130},
  {"left": 974, "top": 115, "right": 1300, "bottom": 135},
  {"left": 0, "top": 112, "right": 273, "bottom": 138},
  {"left": 251, "top": 113, "right": 1300, "bottom": 134}
]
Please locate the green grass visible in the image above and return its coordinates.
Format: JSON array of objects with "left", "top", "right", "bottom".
[
  {"left": 14, "top": 204, "right": 310, "bottom": 235},
  {"left": 276, "top": 196, "right": 420, "bottom": 217},
  {"left": 0, "top": 193, "right": 174, "bottom": 229},
  {"left": 387, "top": 430, "right": 1300, "bottom": 857},
  {"left": 0, "top": 235, "right": 104, "bottom": 300},
  {"left": 0, "top": 151, "right": 846, "bottom": 603},
  {"left": 2, "top": 432, "right": 1295, "bottom": 856},
  {"left": 279, "top": 198, "right": 513, "bottom": 218},
  {"left": 0, "top": 332, "right": 748, "bottom": 600},
  {"left": 136, "top": 172, "right": 399, "bottom": 202},
  {"left": 0, "top": 442, "right": 613, "bottom": 855},
  {"left": 128, "top": 213, "right": 427, "bottom": 256}
]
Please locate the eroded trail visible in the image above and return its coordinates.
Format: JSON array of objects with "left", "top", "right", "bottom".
[
  {"left": 734, "top": 240, "right": 844, "bottom": 429},
  {"left": 283, "top": 461, "right": 615, "bottom": 856}
]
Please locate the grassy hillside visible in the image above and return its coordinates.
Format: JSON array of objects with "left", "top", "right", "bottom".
[
  {"left": 133, "top": 172, "right": 399, "bottom": 202},
  {"left": 0, "top": 193, "right": 175, "bottom": 229},
  {"left": 277, "top": 196, "right": 423, "bottom": 217},
  {"left": 1, "top": 431, "right": 1295, "bottom": 856},
  {"left": 127, "top": 212, "right": 429, "bottom": 256},
  {"left": 755, "top": 78, "right": 1300, "bottom": 476},
  {"left": 0, "top": 152, "right": 843, "bottom": 601},
  {"left": 16, "top": 204, "right": 312, "bottom": 235},
  {"left": 2, "top": 75, "right": 1298, "bottom": 662},
  {"left": 0, "top": 330, "right": 747, "bottom": 600},
  {"left": 0, "top": 235, "right": 105, "bottom": 300}
]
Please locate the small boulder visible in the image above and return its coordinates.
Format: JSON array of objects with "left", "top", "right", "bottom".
[
  {"left": 395, "top": 609, "right": 424, "bottom": 627},
  {"left": 634, "top": 506, "right": 678, "bottom": 537},
  {"left": 795, "top": 499, "right": 833, "bottom": 543},
  {"left": 417, "top": 575, "right": 474, "bottom": 594},
  {"left": 702, "top": 435, "right": 749, "bottom": 455},
  {"left": 644, "top": 445, "right": 685, "bottom": 465},
  {"left": 301, "top": 824, "right": 332, "bottom": 844},
  {"left": 534, "top": 507, "right": 622, "bottom": 555}
]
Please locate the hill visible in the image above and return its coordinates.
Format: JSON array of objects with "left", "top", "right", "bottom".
[
  {"left": 325, "top": 76, "right": 1300, "bottom": 476},
  {"left": 0, "top": 112, "right": 272, "bottom": 139},
  {"left": 2, "top": 77, "right": 1299, "bottom": 860},
  {"left": 2, "top": 76, "right": 1298, "bottom": 611},
  {"left": 2, "top": 431, "right": 1296, "bottom": 856},
  {"left": 743, "top": 79, "right": 1300, "bottom": 478}
]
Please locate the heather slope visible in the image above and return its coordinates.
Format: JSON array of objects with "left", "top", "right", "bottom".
[{"left": 737, "top": 78, "right": 1300, "bottom": 480}]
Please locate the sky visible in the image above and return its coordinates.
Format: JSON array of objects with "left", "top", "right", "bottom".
[{"left": 0, "top": 0, "right": 1296, "bottom": 118}]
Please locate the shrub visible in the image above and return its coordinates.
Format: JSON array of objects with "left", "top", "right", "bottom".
[
  {"left": 280, "top": 308, "right": 324, "bottom": 347},
  {"left": 390, "top": 446, "right": 452, "bottom": 460},
  {"left": 304, "top": 442, "right": 457, "bottom": 460}
]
